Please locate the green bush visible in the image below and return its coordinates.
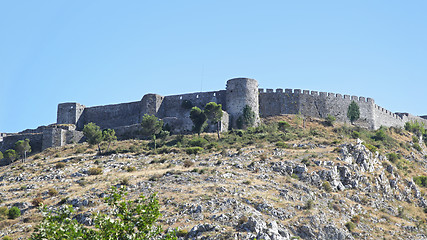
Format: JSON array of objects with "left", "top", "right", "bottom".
[
  {"left": 48, "top": 188, "right": 59, "bottom": 197},
  {"left": 414, "top": 176, "right": 427, "bottom": 187},
  {"left": 278, "top": 121, "right": 291, "bottom": 131},
  {"left": 351, "top": 131, "right": 360, "bottom": 139},
  {"left": 88, "top": 167, "right": 103, "bottom": 175},
  {"left": 30, "top": 186, "right": 177, "bottom": 239},
  {"left": 8, "top": 206, "right": 21, "bottom": 219},
  {"left": 185, "top": 147, "right": 203, "bottom": 155},
  {"left": 276, "top": 141, "right": 290, "bottom": 148},
  {"left": 345, "top": 221, "right": 356, "bottom": 232},
  {"left": 305, "top": 199, "right": 314, "bottom": 210},
  {"left": 3, "top": 236, "right": 12, "bottom": 240},
  {"left": 373, "top": 128, "right": 387, "bottom": 141},
  {"left": 386, "top": 152, "right": 399, "bottom": 163},
  {"left": 325, "top": 114, "right": 336, "bottom": 126},
  {"left": 363, "top": 142, "right": 378, "bottom": 153},
  {"left": 0, "top": 206, "right": 9, "bottom": 220},
  {"left": 322, "top": 181, "right": 332, "bottom": 192},
  {"left": 413, "top": 143, "right": 422, "bottom": 152},
  {"left": 188, "top": 137, "right": 208, "bottom": 148}
]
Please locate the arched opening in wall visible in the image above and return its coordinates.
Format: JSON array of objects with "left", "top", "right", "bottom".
[
  {"left": 213, "top": 93, "right": 216, "bottom": 97},
  {"left": 179, "top": 96, "right": 182, "bottom": 100},
  {"left": 196, "top": 95, "right": 199, "bottom": 99}
]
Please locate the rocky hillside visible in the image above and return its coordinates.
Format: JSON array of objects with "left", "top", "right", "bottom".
[{"left": 1, "top": 115, "right": 427, "bottom": 239}]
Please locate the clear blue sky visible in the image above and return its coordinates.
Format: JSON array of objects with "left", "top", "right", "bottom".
[{"left": 1, "top": 1, "right": 426, "bottom": 133}]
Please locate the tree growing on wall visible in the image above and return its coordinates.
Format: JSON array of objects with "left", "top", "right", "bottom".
[
  {"left": 204, "top": 102, "right": 223, "bottom": 139},
  {"left": 347, "top": 101, "right": 360, "bottom": 124},
  {"left": 237, "top": 105, "right": 255, "bottom": 129},
  {"left": 83, "top": 122, "right": 104, "bottom": 153},
  {"left": 141, "top": 114, "right": 163, "bottom": 151},
  {"left": 15, "top": 138, "right": 31, "bottom": 163},
  {"left": 102, "top": 129, "right": 117, "bottom": 153},
  {"left": 190, "top": 107, "right": 207, "bottom": 136},
  {"left": 0, "top": 151, "right": 3, "bottom": 160}
]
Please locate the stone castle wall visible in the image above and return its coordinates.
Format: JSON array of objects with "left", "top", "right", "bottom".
[{"left": 3, "top": 77, "right": 426, "bottom": 154}]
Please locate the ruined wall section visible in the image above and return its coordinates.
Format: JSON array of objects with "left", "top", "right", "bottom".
[
  {"left": 82, "top": 101, "right": 143, "bottom": 130},
  {"left": 0, "top": 133, "right": 43, "bottom": 153}
]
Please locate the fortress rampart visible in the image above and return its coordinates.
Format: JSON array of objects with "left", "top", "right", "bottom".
[{"left": 1, "top": 77, "right": 426, "bottom": 152}]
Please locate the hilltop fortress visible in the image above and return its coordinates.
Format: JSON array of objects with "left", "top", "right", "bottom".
[{"left": 1, "top": 78, "right": 427, "bottom": 153}]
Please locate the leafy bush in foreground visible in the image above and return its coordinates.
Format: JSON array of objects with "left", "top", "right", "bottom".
[{"left": 30, "top": 186, "right": 176, "bottom": 240}]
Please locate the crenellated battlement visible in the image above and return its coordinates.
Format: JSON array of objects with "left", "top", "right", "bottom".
[{"left": 259, "top": 88, "right": 375, "bottom": 103}]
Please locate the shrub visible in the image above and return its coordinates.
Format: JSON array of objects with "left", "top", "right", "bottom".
[
  {"left": 188, "top": 137, "right": 208, "bottom": 148},
  {"left": 3, "top": 236, "right": 11, "bottom": 240},
  {"left": 278, "top": 121, "right": 291, "bottom": 131},
  {"left": 363, "top": 142, "right": 378, "bottom": 153},
  {"left": 185, "top": 147, "right": 203, "bottom": 155},
  {"left": 386, "top": 152, "right": 399, "bottom": 163},
  {"left": 345, "top": 221, "right": 356, "bottom": 232},
  {"left": 48, "top": 188, "right": 58, "bottom": 197},
  {"left": 87, "top": 167, "right": 103, "bottom": 175},
  {"left": 176, "top": 229, "right": 188, "bottom": 237},
  {"left": 30, "top": 186, "right": 177, "bottom": 239},
  {"left": 8, "top": 206, "right": 21, "bottom": 219},
  {"left": 374, "top": 128, "right": 387, "bottom": 141},
  {"left": 55, "top": 162, "right": 66, "bottom": 169},
  {"left": 322, "top": 181, "right": 332, "bottom": 192},
  {"left": 413, "top": 143, "right": 422, "bottom": 152},
  {"left": 413, "top": 176, "right": 427, "bottom": 187},
  {"left": 325, "top": 114, "right": 336, "bottom": 126},
  {"left": 351, "top": 131, "right": 360, "bottom": 139},
  {"left": 32, "top": 197, "right": 44, "bottom": 207},
  {"left": 305, "top": 199, "right": 314, "bottom": 210},
  {"left": 0, "top": 207, "right": 9, "bottom": 220},
  {"left": 120, "top": 177, "right": 130, "bottom": 186},
  {"left": 351, "top": 215, "right": 360, "bottom": 224},
  {"left": 126, "top": 166, "right": 136, "bottom": 172},
  {"left": 276, "top": 141, "right": 290, "bottom": 148}
]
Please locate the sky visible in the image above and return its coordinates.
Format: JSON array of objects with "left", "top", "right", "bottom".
[{"left": 1, "top": 1, "right": 426, "bottom": 133}]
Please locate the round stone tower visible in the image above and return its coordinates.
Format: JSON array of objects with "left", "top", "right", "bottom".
[{"left": 226, "top": 78, "right": 260, "bottom": 128}]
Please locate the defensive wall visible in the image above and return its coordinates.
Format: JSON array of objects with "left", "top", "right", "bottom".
[
  {"left": 259, "top": 88, "right": 427, "bottom": 130},
  {"left": 2, "top": 77, "right": 427, "bottom": 154}
]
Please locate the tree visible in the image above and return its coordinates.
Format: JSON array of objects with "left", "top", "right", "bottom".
[
  {"left": 204, "top": 102, "right": 223, "bottom": 139},
  {"left": 14, "top": 139, "right": 31, "bottom": 162},
  {"left": 30, "top": 187, "right": 177, "bottom": 240},
  {"left": 189, "top": 107, "right": 207, "bottom": 136},
  {"left": 237, "top": 105, "right": 255, "bottom": 129},
  {"left": 347, "top": 101, "right": 360, "bottom": 124},
  {"left": 102, "top": 129, "right": 117, "bottom": 153},
  {"left": 83, "top": 122, "right": 104, "bottom": 153},
  {"left": 141, "top": 114, "right": 163, "bottom": 150},
  {"left": 4, "top": 149, "right": 17, "bottom": 164},
  {"left": 325, "top": 114, "right": 336, "bottom": 127}
]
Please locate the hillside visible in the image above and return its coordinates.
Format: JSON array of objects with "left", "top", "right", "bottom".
[{"left": 1, "top": 115, "right": 427, "bottom": 239}]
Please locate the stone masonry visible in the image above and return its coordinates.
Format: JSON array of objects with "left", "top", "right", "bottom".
[{"left": 1, "top": 77, "right": 426, "bottom": 152}]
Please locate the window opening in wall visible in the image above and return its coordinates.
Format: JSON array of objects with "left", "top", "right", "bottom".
[
  {"left": 179, "top": 96, "right": 182, "bottom": 100},
  {"left": 196, "top": 95, "right": 199, "bottom": 98},
  {"left": 213, "top": 93, "right": 216, "bottom": 97}
]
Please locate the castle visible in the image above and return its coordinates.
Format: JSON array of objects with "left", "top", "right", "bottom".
[{"left": 1, "top": 78, "right": 426, "bottom": 153}]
